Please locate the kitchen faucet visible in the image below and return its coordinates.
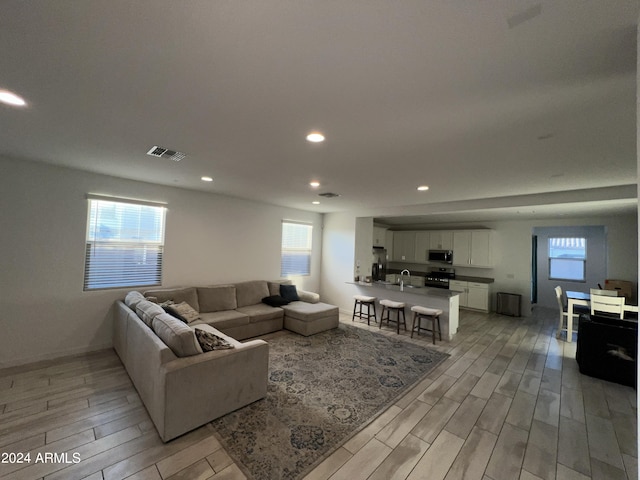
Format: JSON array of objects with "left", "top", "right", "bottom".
[{"left": 400, "top": 269, "right": 411, "bottom": 291}]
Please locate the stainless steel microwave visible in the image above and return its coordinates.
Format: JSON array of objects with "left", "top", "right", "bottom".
[{"left": 428, "top": 250, "right": 453, "bottom": 264}]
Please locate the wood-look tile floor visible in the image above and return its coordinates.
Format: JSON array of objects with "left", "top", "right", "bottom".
[{"left": 0, "top": 307, "right": 636, "bottom": 480}]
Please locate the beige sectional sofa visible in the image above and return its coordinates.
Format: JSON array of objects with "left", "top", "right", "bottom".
[
  {"left": 113, "top": 280, "right": 338, "bottom": 442},
  {"left": 144, "top": 280, "right": 339, "bottom": 339}
]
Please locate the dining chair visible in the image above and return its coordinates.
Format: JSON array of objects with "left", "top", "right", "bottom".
[
  {"left": 555, "top": 286, "right": 579, "bottom": 339},
  {"left": 590, "top": 293, "right": 625, "bottom": 319}
]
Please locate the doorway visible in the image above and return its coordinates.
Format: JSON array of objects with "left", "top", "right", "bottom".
[{"left": 531, "top": 226, "right": 607, "bottom": 308}]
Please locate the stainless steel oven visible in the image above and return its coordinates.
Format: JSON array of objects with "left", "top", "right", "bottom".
[{"left": 425, "top": 268, "right": 455, "bottom": 289}]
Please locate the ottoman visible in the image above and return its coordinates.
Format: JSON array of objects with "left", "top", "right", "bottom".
[{"left": 281, "top": 301, "right": 339, "bottom": 336}]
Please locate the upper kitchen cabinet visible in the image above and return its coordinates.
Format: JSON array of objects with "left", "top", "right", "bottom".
[
  {"left": 373, "top": 225, "right": 388, "bottom": 248},
  {"left": 415, "top": 231, "right": 430, "bottom": 263},
  {"left": 430, "top": 231, "right": 453, "bottom": 250},
  {"left": 392, "top": 231, "right": 417, "bottom": 262},
  {"left": 453, "top": 230, "right": 492, "bottom": 267}
]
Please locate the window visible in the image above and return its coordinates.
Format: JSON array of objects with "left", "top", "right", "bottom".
[
  {"left": 84, "top": 196, "right": 166, "bottom": 290},
  {"left": 548, "top": 237, "right": 586, "bottom": 281},
  {"left": 281, "top": 221, "right": 312, "bottom": 276}
]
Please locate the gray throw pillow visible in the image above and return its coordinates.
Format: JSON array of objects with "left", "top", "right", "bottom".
[{"left": 170, "top": 301, "right": 200, "bottom": 323}]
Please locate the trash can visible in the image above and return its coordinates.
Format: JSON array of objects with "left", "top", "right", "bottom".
[{"left": 496, "top": 292, "right": 521, "bottom": 317}]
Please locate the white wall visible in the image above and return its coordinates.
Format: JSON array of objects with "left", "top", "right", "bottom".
[
  {"left": 0, "top": 156, "right": 323, "bottom": 367},
  {"left": 320, "top": 212, "right": 361, "bottom": 314},
  {"left": 321, "top": 212, "right": 638, "bottom": 317}
]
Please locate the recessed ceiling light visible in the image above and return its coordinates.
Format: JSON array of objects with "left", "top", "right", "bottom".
[
  {"left": 201, "top": 176, "right": 213, "bottom": 182},
  {"left": 417, "top": 185, "right": 429, "bottom": 191},
  {"left": 0, "top": 89, "right": 27, "bottom": 107},
  {"left": 312, "top": 201, "right": 320, "bottom": 205},
  {"left": 306, "top": 132, "right": 325, "bottom": 143},
  {"left": 309, "top": 181, "right": 320, "bottom": 188}
]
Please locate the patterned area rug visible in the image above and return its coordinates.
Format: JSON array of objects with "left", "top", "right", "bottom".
[{"left": 210, "top": 323, "right": 449, "bottom": 480}]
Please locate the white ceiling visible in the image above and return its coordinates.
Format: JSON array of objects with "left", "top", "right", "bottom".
[{"left": 0, "top": 1, "right": 637, "bottom": 220}]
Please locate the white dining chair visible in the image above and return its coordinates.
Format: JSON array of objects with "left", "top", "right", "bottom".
[
  {"left": 555, "top": 286, "right": 579, "bottom": 339},
  {"left": 590, "top": 293, "right": 625, "bottom": 319}
]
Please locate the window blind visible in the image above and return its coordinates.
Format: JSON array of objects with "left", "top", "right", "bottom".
[
  {"left": 281, "top": 221, "right": 312, "bottom": 276},
  {"left": 84, "top": 198, "right": 166, "bottom": 290}
]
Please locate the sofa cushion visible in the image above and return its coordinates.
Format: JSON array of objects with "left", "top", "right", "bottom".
[
  {"left": 281, "top": 301, "right": 339, "bottom": 322},
  {"left": 237, "top": 303, "right": 284, "bottom": 324},
  {"left": 143, "top": 287, "right": 200, "bottom": 312},
  {"left": 197, "top": 285, "right": 237, "bottom": 313},
  {"left": 268, "top": 280, "right": 292, "bottom": 296},
  {"left": 235, "top": 281, "right": 270, "bottom": 308},
  {"left": 194, "top": 328, "right": 235, "bottom": 351},
  {"left": 280, "top": 284, "right": 300, "bottom": 302},
  {"left": 152, "top": 313, "right": 203, "bottom": 357},
  {"left": 262, "top": 295, "right": 290, "bottom": 307},
  {"left": 193, "top": 310, "right": 250, "bottom": 330},
  {"left": 125, "top": 291, "right": 146, "bottom": 310},
  {"left": 136, "top": 300, "right": 165, "bottom": 327}
]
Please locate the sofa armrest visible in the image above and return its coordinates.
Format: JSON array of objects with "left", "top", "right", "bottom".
[
  {"left": 159, "top": 338, "right": 269, "bottom": 441},
  {"left": 297, "top": 289, "right": 320, "bottom": 304}
]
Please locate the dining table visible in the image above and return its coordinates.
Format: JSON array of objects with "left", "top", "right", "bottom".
[{"left": 565, "top": 290, "right": 638, "bottom": 342}]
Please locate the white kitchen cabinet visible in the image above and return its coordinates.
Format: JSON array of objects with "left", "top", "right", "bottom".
[
  {"left": 392, "top": 231, "right": 416, "bottom": 262},
  {"left": 452, "top": 230, "right": 492, "bottom": 267},
  {"left": 467, "top": 282, "right": 490, "bottom": 311},
  {"left": 449, "top": 280, "right": 468, "bottom": 307},
  {"left": 373, "top": 225, "right": 387, "bottom": 248},
  {"left": 470, "top": 231, "right": 491, "bottom": 267},
  {"left": 414, "top": 231, "right": 430, "bottom": 263},
  {"left": 429, "top": 230, "right": 453, "bottom": 250},
  {"left": 385, "top": 230, "right": 394, "bottom": 255},
  {"left": 452, "top": 231, "right": 471, "bottom": 266},
  {"left": 449, "top": 280, "right": 490, "bottom": 312}
]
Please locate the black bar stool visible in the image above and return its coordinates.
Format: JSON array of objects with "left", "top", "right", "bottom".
[
  {"left": 410, "top": 305, "right": 443, "bottom": 344},
  {"left": 379, "top": 300, "right": 406, "bottom": 334},
  {"left": 352, "top": 295, "right": 377, "bottom": 324}
]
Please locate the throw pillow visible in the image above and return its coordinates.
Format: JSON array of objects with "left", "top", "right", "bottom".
[
  {"left": 280, "top": 284, "right": 300, "bottom": 302},
  {"left": 170, "top": 301, "right": 200, "bottom": 323},
  {"left": 162, "top": 305, "right": 188, "bottom": 323},
  {"left": 195, "top": 328, "right": 235, "bottom": 351},
  {"left": 262, "top": 295, "right": 291, "bottom": 307}
]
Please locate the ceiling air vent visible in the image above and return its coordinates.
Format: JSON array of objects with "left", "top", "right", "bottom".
[
  {"left": 318, "top": 192, "right": 341, "bottom": 198},
  {"left": 146, "top": 146, "right": 186, "bottom": 162}
]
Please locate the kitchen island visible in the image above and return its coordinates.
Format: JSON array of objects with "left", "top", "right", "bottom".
[{"left": 347, "top": 281, "right": 460, "bottom": 340}]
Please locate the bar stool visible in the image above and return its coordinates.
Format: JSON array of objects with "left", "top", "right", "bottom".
[
  {"left": 352, "top": 295, "right": 377, "bottom": 325},
  {"left": 379, "top": 299, "right": 406, "bottom": 334},
  {"left": 410, "top": 305, "right": 443, "bottom": 344}
]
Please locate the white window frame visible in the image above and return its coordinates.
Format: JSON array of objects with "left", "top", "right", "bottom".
[
  {"left": 281, "top": 221, "right": 313, "bottom": 277},
  {"left": 548, "top": 237, "right": 586, "bottom": 282},
  {"left": 84, "top": 195, "right": 167, "bottom": 291}
]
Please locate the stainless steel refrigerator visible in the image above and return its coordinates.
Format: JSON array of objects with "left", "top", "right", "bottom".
[{"left": 372, "top": 247, "right": 387, "bottom": 281}]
